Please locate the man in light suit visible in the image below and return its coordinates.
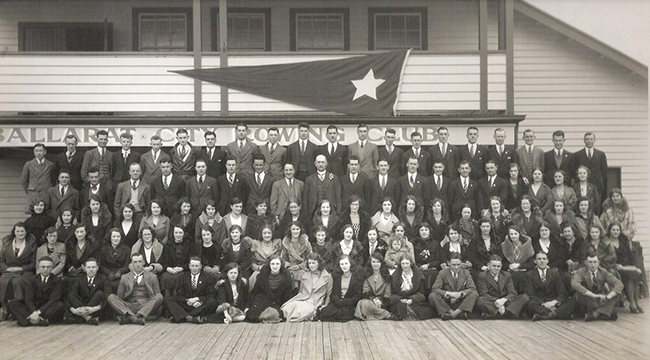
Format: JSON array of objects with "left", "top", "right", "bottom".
[
  {"left": 368, "top": 159, "right": 401, "bottom": 215},
  {"left": 270, "top": 164, "right": 304, "bottom": 219},
  {"left": 163, "top": 256, "right": 217, "bottom": 323},
  {"left": 544, "top": 130, "right": 574, "bottom": 188},
  {"left": 66, "top": 257, "right": 108, "bottom": 325},
  {"left": 52, "top": 134, "right": 84, "bottom": 191},
  {"left": 113, "top": 163, "right": 150, "bottom": 222},
  {"left": 430, "top": 253, "right": 479, "bottom": 320},
  {"left": 81, "top": 129, "right": 112, "bottom": 189},
  {"left": 107, "top": 253, "right": 164, "bottom": 325},
  {"left": 284, "top": 122, "right": 317, "bottom": 182},
  {"left": 488, "top": 128, "right": 518, "bottom": 179},
  {"left": 348, "top": 123, "right": 379, "bottom": 179},
  {"left": 573, "top": 132, "right": 608, "bottom": 202},
  {"left": 431, "top": 160, "right": 451, "bottom": 206},
  {"left": 378, "top": 128, "right": 403, "bottom": 180},
  {"left": 318, "top": 125, "right": 348, "bottom": 177},
  {"left": 429, "top": 126, "right": 459, "bottom": 180},
  {"left": 21, "top": 143, "right": 54, "bottom": 213},
  {"left": 401, "top": 131, "right": 432, "bottom": 176},
  {"left": 340, "top": 156, "right": 371, "bottom": 209},
  {"left": 140, "top": 135, "right": 171, "bottom": 185},
  {"left": 111, "top": 132, "right": 141, "bottom": 190},
  {"left": 149, "top": 158, "right": 186, "bottom": 217},
  {"left": 571, "top": 251, "right": 623, "bottom": 321},
  {"left": 244, "top": 154, "right": 274, "bottom": 214},
  {"left": 168, "top": 128, "right": 199, "bottom": 180},
  {"left": 449, "top": 161, "right": 479, "bottom": 221},
  {"left": 458, "top": 127, "right": 489, "bottom": 181},
  {"left": 185, "top": 159, "right": 217, "bottom": 215},
  {"left": 258, "top": 127, "right": 286, "bottom": 181},
  {"left": 516, "top": 129, "right": 545, "bottom": 183},
  {"left": 226, "top": 122, "right": 259, "bottom": 178},
  {"left": 216, "top": 156, "right": 248, "bottom": 216},
  {"left": 524, "top": 251, "right": 574, "bottom": 321},
  {"left": 477, "top": 159, "right": 508, "bottom": 211},
  {"left": 45, "top": 171, "right": 80, "bottom": 219},
  {"left": 398, "top": 157, "right": 431, "bottom": 208},
  {"left": 476, "top": 255, "right": 529, "bottom": 319},
  {"left": 199, "top": 131, "right": 227, "bottom": 181},
  {"left": 303, "top": 155, "right": 342, "bottom": 217}
]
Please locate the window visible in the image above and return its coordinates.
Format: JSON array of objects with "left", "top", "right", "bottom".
[
  {"left": 211, "top": 8, "right": 271, "bottom": 51},
  {"left": 290, "top": 9, "right": 349, "bottom": 51},
  {"left": 369, "top": 8, "right": 427, "bottom": 50},
  {"left": 18, "top": 22, "right": 113, "bottom": 51},
  {"left": 133, "top": 8, "right": 193, "bottom": 51}
]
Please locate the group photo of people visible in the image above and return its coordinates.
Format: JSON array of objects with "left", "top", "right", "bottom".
[{"left": 2, "top": 121, "right": 646, "bottom": 327}]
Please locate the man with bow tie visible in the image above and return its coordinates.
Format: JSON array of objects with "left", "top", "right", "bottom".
[
  {"left": 163, "top": 256, "right": 217, "bottom": 323},
  {"left": 66, "top": 258, "right": 108, "bottom": 325},
  {"left": 571, "top": 251, "right": 623, "bottom": 321}
]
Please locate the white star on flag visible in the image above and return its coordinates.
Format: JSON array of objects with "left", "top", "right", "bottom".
[{"left": 351, "top": 69, "right": 385, "bottom": 101}]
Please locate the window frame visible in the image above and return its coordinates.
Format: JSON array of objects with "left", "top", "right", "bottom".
[
  {"left": 18, "top": 22, "right": 114, "bottom": 51},
  {"left": 368, "top": 7, "right": 428, "bottom": 51},
  {"left": 210, "top": 8, "right": 272, "bottom": 52},
  {"left": 132, "top": 7, "right": 193, "bottom": 52},
  {"left": 289, "top": 8, "right": 350, "bottom": 51}
]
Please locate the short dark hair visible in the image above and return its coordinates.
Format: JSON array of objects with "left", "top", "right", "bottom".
[
  {"left": 235, "top": 122, "right": 247, "bottom": 130},
  {"left": 385, "top": 128, "right": 396, "bottom": 135},
  {"left": 84, "top": 257, "right": 99, "bottom": 266},
  {"left": 204, "top": 131, "right": 216, "bottom": 138},
  {"left": 349, "top": 155, "right": 360, "bottom": 163},
  {"left": 326, "top": 125, "right": 338, "bottom": 132},
  {"left": 489, "top": 254, "right": 502, "bottom": 263},
  {"left": 96, "top": 130, "right": 109, "bottom": 137},
  {"left": 176, "top": 128, "right": 188, "bottom": 136},
  {"left": 268, "top": 127, "right": 279, "bottom": 134},
  {"left": 38, "top": 256, "right": 54, "bottom": 264},
  {"left": 120, "top": 132, "right": 133, "bottom": 140},
  {"left": 552, "top": 130, "right": 565, "bottom": 138},
  {"left": 298, "top": 122, "right": 310, "bottom": 129},
  {"left": 410, "top": 131, "right": 422, "bottom": 139},
  {"left": 253, "top": 153, "right": 266, "bottom": 162}
]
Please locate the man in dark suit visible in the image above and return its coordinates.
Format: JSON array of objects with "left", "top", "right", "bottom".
[
  {"left": 516, "top": 129, "right": 545, "bottom": 183},
  {"left": 449, "top": 161, "right": 479, "bottom": 221},
  {"left": 571, "top": 251, "right": 623, "bottom": 321},
  {"left": 524, "top": 251, "right": 574, "bottom": 321},
  {"left": 401, "top": 131, "right": 432, "bottom": 176},
  {"left": 150, "top": 158, "right": 186, "bottom": 217},
  {"left": 488, "top": 128, "right": 518, "bottom": 179},
  {"left": 378, "top": 128, "right": 403, "bottom": 180},
  {"left": 226, "top": 123, "right": 259, "bottom": 178},
  {"left": 45, "top": 171, "right": 80, "bottom": 219},
  {"left": 140, "top": 135, "right": 171, "bottom": 185},
  {"left": 111, "top": 132, "right": 141, "bottom": 190},
  {"left": 270, "top": 164, "right": 304, "bottom": 219},
  {"left": 6, "top": 256, "right": 65, "bottom": 326},
  {"left": 216, "top": 156, "right": 248, "bottom": 216},
  {"left": 52, "top": 134, "right": 84, "bottom": 191},
  {"left": 169, "top": 128, "right": 199, "bottom": 181},
  {"left": 106, "top": 253, "right": 164, "bottom": 325},
  {"left": 163, "top": 256, "right": 217, "bottom": 323},
  {"left": 431, "top": 160, "right": 451, "bottom": 206},
  {"left": 113, "top": 163, "right": 150, "bottom": 221},
  {"left": 258, "top": 127, "right": 286, "bottom": 181},
  {"left": 573, "top": 132, "right": 608, "bottom": 202},
  {"left": 544, "top": 130, "right": 574, "bottom": 187},
  {"left": 185, "top": 159, "right": 217, "bottom": 215},
  {"left": 81, "top": 167, "right": 112, "bottom": 210},
  {"left": 284, "top": 122, "right": 317, "bottom": 182},
  {"left": 66, "top": 258, "right": 107, "bottom": 325},
  {"left": 429, "top": 126, "right": 459, "bottom": 180},
  {"left": 81, "top": 129, "right": 112, "bottom": 190},
  {"left": 430, "top": 253, "right": 479, "bottom": 320},
  {"left": 349, "top": 123, "right": 379, "bottom": 179},
  {"left": 245, "top": 154, "right": 274, "bottom": 214},
  {"left": 303, "top": 154, "right": 342, "bottom": 217},
  {"left": 198, "top": 131, "right": 227, "bottom": 181},
  {"left": 318, "top": 125, "right": 348, "bottom": 177},
  {"left": 458, "top": 127, "right": 489, "bottom": 181},
  {"left": 21, "top": 143, "right": 54, "bottom": 213},
  {"left": 477, "top": 160, "right": 508, "bottom": 211},
  {"left": 398, "top": 156, "right": 432, "bottom": 208},
  {"left": 340, "top": 155, "right": 371, "bottom": 209},
  {"left": 476, "top": 255, "right": 529, "bottom": 319},
  {"left": 368, "top": 159, "right": 401, "bottom": 215}
]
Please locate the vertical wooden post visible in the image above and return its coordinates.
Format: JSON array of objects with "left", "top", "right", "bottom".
[
  {"left": 219, "top": 0, "right": 229, "bottom": 116},
  {"left": 479, "top": 0, "right": 488, "bottom": 114},
  {"left": 193, "top": 0, "right": 202, "bottom": 116},
  {"left": 505, "top": 0, "right": 515, "bottom": 115}
]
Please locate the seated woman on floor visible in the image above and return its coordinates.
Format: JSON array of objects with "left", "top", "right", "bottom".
[
  {"left": 320, "top": 255, "right": 364, "bottom": 322},
  {"left": 354, "top": 252, "right": 398, "bottom": 321},
  {"left": 246, "top": 255, "right": 294, "bottom": 323},
  {"left": 281, "top": 253, "right": 332, "bottom": 322}
]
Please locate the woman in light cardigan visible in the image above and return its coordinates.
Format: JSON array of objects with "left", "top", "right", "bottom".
[{"left": 130, "top": 226, "right": 164, "bottom": 274}]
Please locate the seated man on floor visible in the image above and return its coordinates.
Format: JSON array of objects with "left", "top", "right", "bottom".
[
  {"left": 525, "top": 251, "right": 574, "bottom": 321},
  {"left": 476, "top": 255, "right": 529, "bottom": 319},
  {"left": 163, "top": 256, "right": 217, "bottom": 323},
  {"left": 107, "top": 253, "right": 163, "bottom": 325},
  {"left": 571, "top": 250, "right": 623, "bottom": 321},
  {"left": 429, "top": 253, "right": 478, "bottom": 320},
  {"left": 6, "top": 256, "right": 65, "bottom": 326},
  {"left": 66, "top": 257, "right": 107, "bottom": 325}
]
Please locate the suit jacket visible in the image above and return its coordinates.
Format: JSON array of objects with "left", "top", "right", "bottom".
[
  {"left": 524, "top": 267, "right": 567, "bottom": 303},
  {"left": 318, "top": 143, "right": 349, "bottom": 177},
  {"left": 573, "top": 148, "right": 608, "bottom": 197},
  {"left": 69, "top": 273, "right": 109, "bottom": 303},
  {"left": 149, "top": 174, "right": 186, "bottom": 217},
  {"left": 45, "top": 185, "right": 80, "bottom": 218},
  {"left": 270, "top": 178, "right": 304, "bottom": 218},
  {"left": 113, "top": 180, "right": 151, "bottom": 216},
  {"left": 21, "top": 158, "right": 54, "bottom": 194},
  {"left": 429, "top": 143, "right": 460, "bottom": 180},
  {"left": 401, "top": 148, "right": 432, "bottom": 176},
  {"left": 285, "top": 140, "right": 317, "bottom": 175},
  {"left": 80, "top": 181, "right": 112, "bottom": 210},
  {"left": 458, "top": 144, "right": 489, "bottom": 181},
  {"left": 198, "top": 147, "right": 227, "bottom": 180},
  {"left": 544, "top": 149, "right": 574, "bottom": 187},
  {"left": 526, "top": 183, "right": 554, "bottom": 214},
  {"left": 368, "top": 175, "right": 400, "bottom": 215},
  {"left": 140, "top": 150, "right": 171, "bottom": 185},
  {"left": 115, "top": 270, "right": 162, "bottom": 300},
  {"left": 244, "top": 172, "right": 274, "bottom": 214},
  {"left": 340, "top": 172, "right": 371, "bottom": 209},
  {"left": 476, "top": 270, "right": 517, "bottom": 302},
  {"left": 168, "top": 142, "right": 199, "bottom": 177},
  {"left": 303, "top": 172, "right": 342, "bottom": 217},
  {"left": 516, "top": 145, "right": 545, "bottom": 180},
  {"left": 430, "top": 174, "right": 451, "bottom": 206},
  {"left": 378, "top": 145, "right": 404, "bottom": 179},
  {"left": 174, "top": 271, "right": 216, "bottom": 302},
  {"left": 488, "top": 145, "right": 518, "bottom": 179},
  {"left": 398, "top": 173, "right": 432, "bottom": 207},
  {"left": 328, "top": 272, "right": 364, "bottom": 307},
  {"left": 505, "top": 177, "right": 528, "bottom": 211},
  {"left": 81, "top": 148, "right": 113, "bottom": 183},
  {"left": 433, "top": 268, "right": 477, "bottom": 294},
  {"left": 185, "top": 175, "right": 218, "bottom": 214},
  {"left": 477, "top": 176, "right": 508, "bottom": 211},
  {"left": 99, "top": 243, "right": 131, "bottom": 275},
  {"left": 112, "top": 150, "right": 142, "bottom": 185},
  {"left": 216, "top": 174, "right": 248, "bottom": 216},
  {"left": 571, "top": 266, "right": 623, "bottom": 295},
  {"left": 449, "top": 177, "right": 478, "bottom": 219},
  {"left": 226, "top": 139, "right": 259, "bottom": 177},
  {"left": 24, "top": 274, "right": 63, "bottom": 314},
  {"left": 258, "top": 142, "right": 286, "bottom": 181},
  {"left": 348, "top": 141, "right": 379, "bottom": 179},
  {"left": 52, "top": 150, "right": 84, "bottom": 191}
]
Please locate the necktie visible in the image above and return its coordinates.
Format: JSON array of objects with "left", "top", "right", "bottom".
[
  {"left": 442, "top": 144, "right": 446, "bottom": 155},
  {"left": 591, "top": 271, "right": 598, "bottom": 292},
  {"left": 99, "top": 149, "right": 104, "bottom": 159},
  {"left": 14, "top": 247, "right": 19, "bottom": 257},
  {"left": 498, "top": 146, "right": 503, "bottom": 156},
  {"left": 489, "top": 176, "right": 494, "bottom": 188},
  {"left": 179, "top": 146, "right": 187, "bottom": 158},
  {"left": 256, "top": 173, "right": 262, "bottom": 187},
  {"left": 387, "top": 146, "right": 392, "bottom": 155},
  {"left": 410, "top": 175, "right": 415, "bottom": 188},
  {"left": 209, "top": 148, "right": 214, "bottom": 160},
  {"left": 351, "top": 174, "right": 356, "bottom": 183},
  {"left": 270, "top": 144, "right": 275, "bottom": 154},
  {"left": 163, "top": 175, "right": 169, "bottom": 190},
  {"left": 319, "top": 173, "right": 324, "bottom": 181},
  {"left": 67, "top": 153, "right": 73, "bottom": 163},
  {"left": 60, "top": 186, "right": 65, "bottom": 196},
  {"left": 541, "top": 270, "right": 546, "bottom": 284},
  {"left": 153, "top": 151, "right": 158, "bottom": 163},
  {"left": 588, "top": 148, "right": 592, "bottom": 159},
  {"left": 88, "top": 278, "right": 93, "bottom": 287},
  {"left": 415, "top": 149, "right": 419, "bottom": 158},
  {"left": 470, "top": 145, "right": 475, "bottom": 158},
  {"left": 527, "top": 146, "right": 533, "bottom": 172},
  {"left": 91, "top": 184, "right": 98, "bottom": 192},
  {"left": 381, "top": 176, "right": 386, "bottom": 190},
  {"left": 436, "top": 176, "right": 442, "bottom": 191},
  {"left": 135, "top": 274, "right": 141, "bottom": 285},
  {"left": 329, "top": 144, "right": 333, "bottom": 156},
  {"left": 198, "top": 176, "right": 203, "bottom": 185},
  {"left": 123, "top": 152, "right": 128, "bottom": 162},
  {"left": 131, "top": 181, "right": 138, "bottom": 190},
  {"left": 360, "top": 141, "right": 364, "bottom": 148},
  {"left": 240, "top": 141, "right": 244, "bottom": 150},
  {"left": 41, "top": 277, "right": 46, "bottom": 286},
  {"left": 463, "top": 178, "right": 468, "bottom": 192},
  {"left": 192, "top": 275, "right": 197, "bottom": 290},
  {"left": 289, "top": 179, "right": 293, "bottom": 188},
  {"left": 301, "top": 141, "right": 305, "bottom": 154},
  {"left": 229, "top": 175, "right": 234, "bottom": 187}
]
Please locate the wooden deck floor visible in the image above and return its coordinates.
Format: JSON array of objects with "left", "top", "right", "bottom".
[{"left": 1, "top": 299, "right": 649, "bottom": 360}]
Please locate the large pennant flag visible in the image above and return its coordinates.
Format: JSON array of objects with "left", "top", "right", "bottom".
[{"left": 171, "top": 50, "right": 411, "bottom": 117}]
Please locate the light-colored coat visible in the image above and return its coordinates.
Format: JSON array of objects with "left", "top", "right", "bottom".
[
  {"left": 140, "top": 150, "right": 171, "bottom": 185},
  {"left": 348, "top": 141, "right": 379, "bottom": 179},
  {"left": 21, "top": 158, "right": 54, "bottom": 211},
  {"left": 270, "top": 177, "right": 304, "bottom": 218},
  {"left": 258, "top": 142, "right": 286, "bottom": 181}
]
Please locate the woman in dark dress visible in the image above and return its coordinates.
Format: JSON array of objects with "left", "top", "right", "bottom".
[
  {"left": 505, "top": 163, "right": 527, "bottom": 212},
  {"left": 115, "top": 204, "right": 139, "bottom": 249},
  {"left": 279, "top": 200, "right": 310, "bottom": 241},
  {"left": 500, "top": 225, "right": 535, "bottom": 293},
  {"left": 439, "top": 225, "right": 471, "bottom": 271},
  {"left": 354, "top": 252, "right": 398, "bottom": 321},
  {"left": 532, "top": 222, "right": 568, "bottom": 271},
  {"left": 543, "top": 200, "right": 576, "bottom": 236},
  {"left": 468, "top": 218, "right": 502, "bottom": 274},
  {"left": 194, "top": 226, "right": 222, "bottom": 279},
  {"left": 311, "top": 225, "right": 335, "bottom": 272},
  {"left": 361, "top": 227, "right": 388, "bottom": 267},
  {"left": 426, "top": 198, "right": 452, "bottom": 243},
  {"left": 24, "top": 196, "right": 56, "bottom": 247},
  {"left": 481, "top": 197, "right": 511, "bottom": 241},
  {"left": 335, "top": 196, "right": 372, "bottom": 246},
  {"left": 56, "top": 206, "right": 76, "bottom": 245},
  {"left": 220, "top": 225, "right": 253, "bottom": 278},
  {"left": 1, "top": 222, "right": 37, "bottom": 319},
  {"left": 312, "top": 200, "right": 339, "bottom": 239},
  {"left": 572, "top": 165, "right": 601, "bottom": 215},
  {"left": 246, "top": 200, "right": 276, "bottom": 240},
  {"left": 99, "top": 228, "right": 130, "bottom": 294},
  {"left": 605, "top": 223, "right": 644, "bottom": 314},
  {"left": 452, "top": 205, "right": 478, "bottom": 246},
  {"left": 561, "top": 224, "right": 584, "bottom": 275},
  {"left": 388, "top": 254, "right": 434, "bottom": 320},
  {"left": 330, "top": 224, "right": 365, "bottom": 269},
  {"left": 169, "top": 197, "right": 197, "bottom": 244},
  {"left": 205, "top": 263, "right": 250, "bottom": 324},
  {"left": 411, "top": 222, "right": 440, "bottom": 294},
  {"left": 65, "top": 223, "right": 99, "bottom": 280},
  {"left": 510, "top": 195, "right": 544, "bottom": 241},
  {"left": 80, "top": 195, "right": 112, "bottom": 244},
  {"left": 398, "top": 196, "right": 424, "bottom": 241},
  {"left": 246, "top": 255, "right": 294, "bottom": 323},
  {"left": 320, "top": 255, "right": 364, "bottom": 322},
  {"left": 160, "top": 225, "right": 193, "bottom": 297}
]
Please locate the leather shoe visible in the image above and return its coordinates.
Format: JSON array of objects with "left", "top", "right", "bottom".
[
  {"left": 637, "top": 306, "right": 644, "bottom": 314},
  {"left": 440, "top": 312, "right": 454, "bottom": 321},
  {"left": 630, "top": 307, "right": 639, "bottom": 314},
  {"left": 87, "top": 317, "right": 99, "bottom": 326},
  {"left": 34, "top": 319, "right": 49, "bottom": 327},
  {"left": 133, "top": 316, "right": 146, "bottom": 326},
  {"left": 385, "top": 313, "right": 401, "bottom": 321},
  {"left": 584, "top": 313, "right": 598, "bottom": 322},
  {"left": 119, "top": 316, "right": 132, "bottom": 325},
  {"left": 480, "top": 313, "right": 494, "bottom": 320},
  {"left": 188, "top": 316, "right": 202, "bottom": 324},
  {"left": 532, "top": 314, "right": 545, "bottom": 322},
  {"left": 458, "top": 312, "right": 468, "bottom": 320},
  {"left": 607, "top": 312, "right": 618, "bottom": 321}
]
